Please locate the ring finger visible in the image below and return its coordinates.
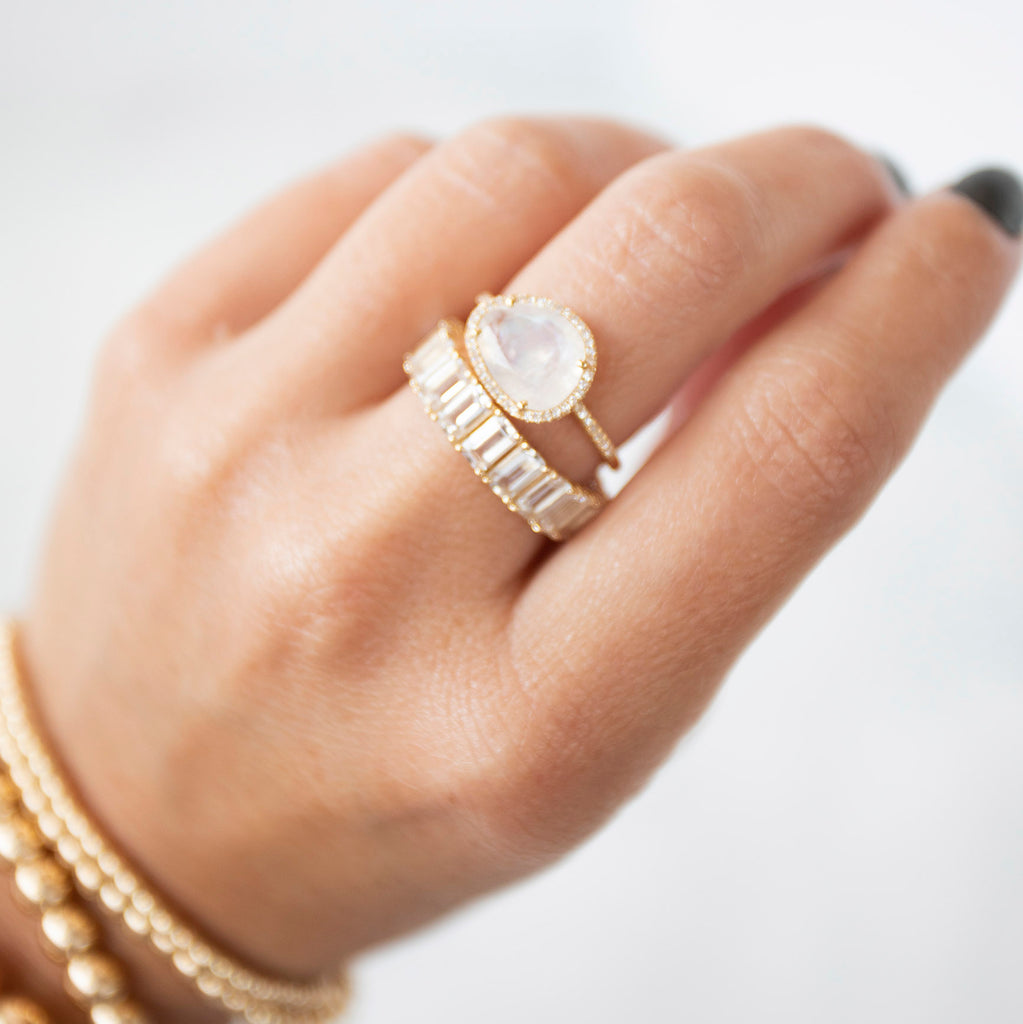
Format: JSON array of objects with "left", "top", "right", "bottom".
[
  {"left": 246, "top": 116, "right": 671, "bottom": 410},
  {"left": 380, "top": 125, "right": 905, "bottom": 576}
]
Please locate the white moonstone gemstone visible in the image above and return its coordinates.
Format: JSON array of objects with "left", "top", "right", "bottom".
[{"left": 477, "top": 301, "right": 587, "bottom": 413}]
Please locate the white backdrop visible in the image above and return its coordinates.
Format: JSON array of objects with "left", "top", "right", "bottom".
[{"left": 2, "top": 2, "right": 1022, "bottom": 1021}]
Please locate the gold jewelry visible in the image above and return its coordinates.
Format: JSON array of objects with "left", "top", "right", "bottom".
[
  {"left": 0, "top": 620, "right": 350, "bottom": 1024},
  {"left": 0, "top": 995, "right": 52, "bottom": 1024},
  {"left": 405, "top": 320, "right": 605, "bottom": 541},
  {"left": 464, "top": 293, "right": 619, "bottom": 468},
  {"left": 0, "top": 768, "right": 150, "bottom": 1023}
]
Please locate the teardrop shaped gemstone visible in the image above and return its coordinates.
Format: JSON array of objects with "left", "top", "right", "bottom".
[{"left": 475, "top": 300, "right": 588, "bottom": 414}]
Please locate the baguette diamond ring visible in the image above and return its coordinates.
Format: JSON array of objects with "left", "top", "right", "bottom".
[{"left": 404, "top": 319, "right": 605, "bottom": 541}]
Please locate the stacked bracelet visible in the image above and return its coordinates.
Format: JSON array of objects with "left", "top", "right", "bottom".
[
  {"left": 0, "top": 619, "right": 351, "bottom": 1024},
  {"left": 0, "top": 995, "right": 51, "bottom": 1024},
  {"left": 0, "top": 987, "right": 51, "bottom": 1024},
  {"left": 0, "top": 915, "right": 55, "bottom": 1024},
  {"left": 0, "top": 767, "right": 149, "bottom": 1024}
]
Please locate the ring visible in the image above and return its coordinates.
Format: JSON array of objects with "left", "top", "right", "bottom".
[
  {"left": 404, "top": 320, "right": 605, "bottom": 540},
  {"left": 464, "top": 294, "right": 619, "bottom": 468}
]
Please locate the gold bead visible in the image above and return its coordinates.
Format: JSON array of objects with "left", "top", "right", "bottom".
[
  {"left": 75, "top": 858, "right": 103, "bottom": 893},
  {"left": 98, "top": 882, "right": 127, "bottom": 913},
  {"left": 89, "top": 1001, "right": 152, "bottom": 1024},
  {"left": 0, "top": 773, "right": 19, "bottom": 808},
  {"left": 0, "top": 996, "right": 51, "bottom": 1024},
  {"left": 0, "top": 816, "right": 42, "bottom": 864},
  {"left": 14, "top": 858, "right": 71, "bottom": 907},
  {"left": 35, "top": 811, "right": 62, "bottom": 843},
  {"left": 66, "top": 954, "right": 125, "bottom": 1003},
  {"left": 40, "top": 904, "right": 99, "bottom": 954}
]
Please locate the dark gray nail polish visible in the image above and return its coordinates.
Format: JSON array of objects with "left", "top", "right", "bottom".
[
  {"left": 876, "top": 153, "right": 911, "bottom": 196},
  {"left": 951, "top": 167, "right": 1023, "bottom": 238}
]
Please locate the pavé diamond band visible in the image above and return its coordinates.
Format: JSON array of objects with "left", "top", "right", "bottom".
[
  {"left": 464, "top": 293, "right": 619, "bottom": 468},
  {"left": 404, "top": 319, "right": 605, "bottom": 541}
]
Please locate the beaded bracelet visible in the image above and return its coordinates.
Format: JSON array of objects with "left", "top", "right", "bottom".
[
  {"left": 0, "top": 768, "right": 150, "bottom": 1024},
  {"left": 0, "top": 620, "right": 350, "bottom": 1024},
  {"left": 0, "top": 948, "right": 54, "bottom": 1024},
  {"left": 0, "top": 994, "right": 51, "bottom": 1024},
  {"left": 0, "top": 988, "right": 52, "bottom": 1024}
]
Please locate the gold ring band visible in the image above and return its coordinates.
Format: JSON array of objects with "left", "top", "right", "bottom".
[{"left": 404, "top": 320, "right": 605, "bottom": 541}]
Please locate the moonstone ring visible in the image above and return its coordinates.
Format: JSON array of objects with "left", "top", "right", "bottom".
[{"left": 464, "top": 294, "right": 619, "bottom": 468}]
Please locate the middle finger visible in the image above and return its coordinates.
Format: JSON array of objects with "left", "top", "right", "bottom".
[{"left": 505, "top": 124, "right": 904, "bottom": 481}]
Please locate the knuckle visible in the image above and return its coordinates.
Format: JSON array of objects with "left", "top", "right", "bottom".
[
  {"left": 369, "top": 131, "right": 433, "bottom": 167},
  {"left": 774, "top": 123, "right": 891, "bottom": 202},
  {"left": 774, "top": 123, "right": 860, "bottom": 163},
  {"left": 93, "top": 311, "right": 165, "bottom": 393},
  {"left": 89, "top": 309, "right": 189, "bottom": 425},
  {"left": 591, "top": 157, "right": 760, "bottom": 309},
  {"left": 152, "top": 403, "right": 238, "bottom": 505},
  {"left": 445, "top": 116, "right": 582, "bottom": 205},
  {"left": 735, "top": 351, "right": 899, "bottom": 517},
  {"left": 148, "top": 374, "right": 278, "bottom": 512}
]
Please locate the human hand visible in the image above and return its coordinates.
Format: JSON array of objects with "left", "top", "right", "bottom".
[{"left": 15, "top": 118, "right": 1020, "bottom": 1015}]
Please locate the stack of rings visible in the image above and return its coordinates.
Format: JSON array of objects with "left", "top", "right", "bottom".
[{"left": 404, "top": 294, "right": 613, "bottom": 541}]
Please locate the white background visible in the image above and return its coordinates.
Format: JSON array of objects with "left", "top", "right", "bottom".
[{"left": 2, "top": 2, "right": 1022, "bottom": 1021}]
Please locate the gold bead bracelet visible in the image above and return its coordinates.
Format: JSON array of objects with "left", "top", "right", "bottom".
[
  {"left": 0, "top": 619, "right": 350, "bottom": 1024},
  {"left": 0, "top": 765, "right": 151, "bottom": 1024}
]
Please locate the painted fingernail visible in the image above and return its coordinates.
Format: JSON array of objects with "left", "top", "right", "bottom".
[
  {"left": 876, "top": 153, "right": 911, "bottom": 196},
  {"left": 951, "top": 167, "right": 1023, "bottom": 238}
]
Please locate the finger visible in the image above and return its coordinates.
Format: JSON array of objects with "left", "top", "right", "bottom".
[
  {"left": 376, "top": 126, "right": 902, "bottom": 580},
  {"left": 247, "top": 116, "right": 670, "bottom": 409},
  {"left": 667, "top": 265, "right": 838, "bottom": 433},
  {"left": 508, "top": 175, "right": 1021, "bottom": 842},
  {"left": 502, "top": 125, "right": 904, "bottom": 482},
  {"left": 114, "top": 133, "right": 432, "bottom": 359}
]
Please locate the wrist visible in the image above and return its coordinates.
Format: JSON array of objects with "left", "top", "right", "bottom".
[{"left": 3, "top": 617, "right": 348, "bottom": 1022}]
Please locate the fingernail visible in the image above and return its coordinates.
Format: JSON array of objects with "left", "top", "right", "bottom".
[
  {"left": 951, "top": 167, "right": 1023, "bottom": 238},
  {"left": 876, "top": 153, "right": 912, "bottom": 196}
]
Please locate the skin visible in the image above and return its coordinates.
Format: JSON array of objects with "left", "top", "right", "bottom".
[{"left": 0, "top": 116, "right": 1018, "bottom": 1021}]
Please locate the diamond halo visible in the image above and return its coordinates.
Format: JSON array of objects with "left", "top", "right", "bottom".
[{"left": 464, "top": 294, "right": 597, "bottom": 424}]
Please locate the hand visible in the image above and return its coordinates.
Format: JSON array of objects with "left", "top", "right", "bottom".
[{"left": 16, "top": 118, "right": 1020, "bottom": 1014}]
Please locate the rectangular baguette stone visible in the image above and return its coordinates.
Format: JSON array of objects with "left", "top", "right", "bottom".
[
  {"left": 420, "top": 357, "right": 464, "bottom": 409},
  {"left": 540, "top": 490, "right": 595, "bottom": 537},
  {"left": 406, "top": 329, "right": 453, "bottom": 381},
  {"left": 443, "top": 382, "right": 492, "bottom": 441},
  {"left": 488, "top": 444, "right": 547, "bottom": 500},
  {"left": 517, "top": 474, "right": 571, "bottom": 517},
  {"left": 436, "top": 376, "right": 468, "bottom": 413},
  {"left": 461, "top": 416, "right": 520, "bottom": 473}
]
